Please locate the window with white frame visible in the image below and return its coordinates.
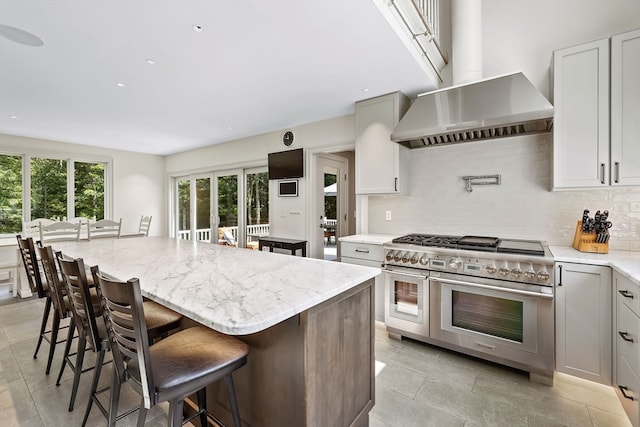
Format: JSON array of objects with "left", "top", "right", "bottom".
[{"left": 0, "top": 152, "right": 110, "bottom": 236}]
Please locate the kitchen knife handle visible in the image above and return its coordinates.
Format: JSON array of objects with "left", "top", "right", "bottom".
[
  {"left": 557, "top": 264, "right": 562, "bottom": 286},
  {"left": 600, "top": 163, "right": 605, "bottom": 184},
  {"left": 615, "top": 162, "right": 620, "bottom": 183},
  {"left": 619, "top": 331, "right": 635, "bottom": 343}
]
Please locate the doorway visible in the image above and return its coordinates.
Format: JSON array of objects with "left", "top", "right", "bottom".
[{"left": 314, "top": 154, "right": 348, "bottom": 261}]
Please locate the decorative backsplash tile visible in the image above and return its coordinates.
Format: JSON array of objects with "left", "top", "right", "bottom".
[{"left": 367, "top": 134, "right": 640, "bottom": 252}]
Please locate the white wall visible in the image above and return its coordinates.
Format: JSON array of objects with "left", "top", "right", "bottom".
[
  {"left": 0, "top": 133, "right": 166, "bottom": 236},
  {"left": 165, "top": 114, "right": 356, "bottom": 244}
]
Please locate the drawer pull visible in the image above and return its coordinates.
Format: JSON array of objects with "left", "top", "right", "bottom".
[
  {"left": 619, "top": 290, "right": 634, "bottom": 299},
  {"left": 619, "top": 331, "right": 635, "bottom": 343},
  {"left": 619, "top": 385, "right": 636, "bottom": 401},
  {"left": 354, "top": 249, "right": 370, "bottom": 254}
]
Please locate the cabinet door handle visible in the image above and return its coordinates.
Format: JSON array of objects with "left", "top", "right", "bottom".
[
  {"left": 619, "top": 290, "right": 634, "bottom": 299},
  {"left": 600, "top": 163, "right": 605, "bottom": 184},
  {"left": 354, "top": 249, "right": 370, "bottom": 254},
  {"left": 394, "top": 177, "right": 398, "bottom": 192},
  {"left": 619, "top": 385, "right": 636, "bottom": 401},
  {"left": 619, "top": 331, "right": 635, "bottom": 343},
  {"left": 557, "top": 265, "right": 563, "bottom": 286},
  {"left": 614, "top": 162, "right": 620, "bottom": 184}
]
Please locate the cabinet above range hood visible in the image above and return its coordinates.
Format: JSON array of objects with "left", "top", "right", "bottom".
[{"left": 391, "top": 72, "right": 554, "bottom": 149}]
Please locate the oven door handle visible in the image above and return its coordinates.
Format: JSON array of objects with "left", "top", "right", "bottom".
[
  {"left": 383, "top": 269, "right": 428, "bottom": 281},
  {"left": 433, "top": 277, "right": 554, "bottom": 299}
]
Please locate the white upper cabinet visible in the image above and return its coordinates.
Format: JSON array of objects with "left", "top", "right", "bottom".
[
  {"left": 553, "top": 28, "right": 640, "bottom": 189},
  {"left": 552, "top": 37, "right": 610, "bottom": 189},
  {"left": 355, "top": 92, "right": 410, "bottom": 195},
  {"left": 611, "top": 28, "right": 640, "bottom": 186}
]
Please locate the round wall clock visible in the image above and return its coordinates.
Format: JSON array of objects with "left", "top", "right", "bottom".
[{"left": 282, "top": 130, "right": 294, "bottom": 146}]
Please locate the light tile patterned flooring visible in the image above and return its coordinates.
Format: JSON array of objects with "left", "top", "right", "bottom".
[{"left": 0, "top": 293, "right": 633, "bottom": 426}]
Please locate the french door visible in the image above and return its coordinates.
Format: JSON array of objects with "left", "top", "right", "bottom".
[{"left": 175, "top": 168, "right": 267, "bottom": 249}]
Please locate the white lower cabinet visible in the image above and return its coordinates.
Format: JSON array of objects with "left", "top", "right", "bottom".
[
  {"left": 340, "top": 241, "right": 384, "bottom": 322},
  {"left": 615, "top": 271, "right": 640, "bottom": 427},
  {"left": 555, "top": 262, "right": 612, "bottom": 384}
]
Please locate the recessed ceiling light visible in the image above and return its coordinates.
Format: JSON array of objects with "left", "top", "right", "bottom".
[
  {"left": 116, "top": 83, "right": 125, "bottom": 87},
  {"left": 192, "top": 25, "right": 204, "bottom": 33},
  {"left": 145, "top": 59, "right": 156, "bottom": 65},
  {"left": 10, "top": 115, "right": 19, "bottom": 119},
  {"left": 362, "top": 88, "right": 370, "bottom": 93}
]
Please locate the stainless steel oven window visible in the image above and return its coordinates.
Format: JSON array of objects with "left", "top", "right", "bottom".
[{"left": 451, "top": 291, "right": 524, "bottom": 342}]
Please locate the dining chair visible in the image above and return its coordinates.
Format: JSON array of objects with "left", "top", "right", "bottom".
[
  {"left": 39, "top": 220, "right": 82, "bottom": 243},
  {"left": 88, "top": 218, "right": 122, "bottom": 240},
  {"left": 93, "top": 268, "right": 249, "bottom": 427},
  {"left": 16, "top": 235, "right": 71, "bottom": 374},
  {"left": 138, "top": 215, "right": 152, "bottom": 236},
  {"left": 67, "top": 217, "right": 93, "bottom": 240},
  {"left": 22, "top": 218, "right": 55, "bottom": 239}
]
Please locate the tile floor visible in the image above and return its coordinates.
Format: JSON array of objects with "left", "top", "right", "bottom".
[{"left": 0, "top": 294, "right": 633, "bottom": 427}]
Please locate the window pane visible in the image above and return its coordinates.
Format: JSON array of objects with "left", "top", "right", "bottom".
[
  {"left": 31, "top": 157, "right": 67, "bottom": 220},
  {"left": 0, "top": 154, "right": 23, "bottom": 234},
  {"left": 195, "top": 177, "right": 211, "bottom": 242},
  {"left": 246, "top": 171, "right": 269, "bottom": 246},
  {"left": 218, "top": 175, "right": 238, "bottom": 228},
  {"left": 177, "top": 178, "right": 191, "bottom": 240},
  {"left": 74, "top": 161, "right": 105, "bottom": 220}
]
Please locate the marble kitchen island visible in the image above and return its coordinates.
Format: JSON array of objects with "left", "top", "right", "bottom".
[{"left": 53, "top": 236, "right": 379, "bottom": 427}]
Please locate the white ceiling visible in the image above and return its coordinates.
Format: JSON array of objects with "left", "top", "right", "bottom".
[{"left": 0, "top": 1, "right": 438, "bottom": 155}]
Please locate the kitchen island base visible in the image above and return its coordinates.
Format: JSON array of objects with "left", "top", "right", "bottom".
[{"left": 191, "top": 278, "right": 375, "bottom": 427}]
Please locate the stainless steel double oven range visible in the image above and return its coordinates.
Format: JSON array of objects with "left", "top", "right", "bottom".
[{"left": 383, "top": 234, "right": 555, "bottom": 383}]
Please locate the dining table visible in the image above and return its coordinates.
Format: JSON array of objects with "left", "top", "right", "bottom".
[{"left": 52, "top": 236, "right": 379, "bottom": 427}]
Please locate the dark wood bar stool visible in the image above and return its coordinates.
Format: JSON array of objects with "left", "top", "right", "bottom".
[
  {"left": 16, "top": 235, "right": 71, "bottom": 375},
  {"left": 52, "top": 253, "right": 184, "bottom": 415},
  {"left": 93, "top": 268, "right": 250, "bottom": 427}
]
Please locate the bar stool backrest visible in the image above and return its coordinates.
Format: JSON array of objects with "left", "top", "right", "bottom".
[
  {"left": 57, "top": 255, "right": 101, "bottom": 351},
  {"left": 93, "top": 271, "right": 154, "bottom": 408},
  {"left": 37, "top": 245, "right": 69, "bottom": 321},
  {"left": 16, "top": 235, "right": 46, "bottom": 298}
]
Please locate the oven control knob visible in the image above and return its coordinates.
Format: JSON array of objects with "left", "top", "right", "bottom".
[
  {"left": 385, "top": 251, "right": 394, "bottom": 262},
  {"left": 402, "top": 252, "right": 410, "bottom": 263},
  {"left": 511, "top": 266, "right": 523, "bottom": 278},
  {"left": 393, "top": 252, "right": 402, "bottom": 262},
  {"left": 537, "top": 270, "right": 550, "bottom": 282},
  {"left": 486, "top": 264, "right": 497, "bottom": 274},
  {"left": 410, "top": 254, "right": 418, "bottom": 264},
  {"left": 448, "top": 258, "right": 462, "bottom": 270},
  {"left": 499, "top": 266, "right": 510, "bottom": 277},
  {"left": 419, "top": 256, "right": 429, "bottom": 265},
  {"left": 524, "top": 266, "right": 536, "bottom": 280}
]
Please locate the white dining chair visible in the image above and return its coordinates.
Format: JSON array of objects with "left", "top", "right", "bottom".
[
  {"left": 39, "top": 221, "right": 82, "bottom": 243},
  {"left": 88, "top": 218, "right": 122, "bottom": 240}
]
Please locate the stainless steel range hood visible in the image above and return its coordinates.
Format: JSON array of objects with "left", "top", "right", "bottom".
[{"left": 391, "top": 72, "right": 554, "bottom": 148}]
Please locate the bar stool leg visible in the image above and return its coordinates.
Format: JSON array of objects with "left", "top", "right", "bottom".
[
  {"left": 225, "top": 374, "right": 242, "bottom": 427},
  {"left": 107, "top": 368, "right": 121, "bottom": 427},
  {"left": 196, "top": 388, "right": 207, "bottom": 427},
  {"left": 81, "top": 348, "right": 105, "bottom": 426},
  {"left": 136, "top": 398, "right": 149, "bottom": 427},
  {"left": 56, "top": 320, "right": 76, "bottom": 385},
  {"left": 45, "top": 311, "right": 61, "bottom": 375},
  {"left": 167, "top": 399, "right": 184, "bottom": 427},
  {"left": 68, "top": 335, "right": 87, "bottom": 411},
  {"left": 34, "top": 297, "right": 52, "bottom": 359}
]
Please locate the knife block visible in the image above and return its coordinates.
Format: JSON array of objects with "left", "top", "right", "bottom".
[{"left": 572, "top": 221, "right": 609, "bottom": 254}]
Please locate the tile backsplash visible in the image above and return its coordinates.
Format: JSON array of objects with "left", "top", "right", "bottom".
[{"left": 367, "top": 134, "right": 640, "bottom": 251}]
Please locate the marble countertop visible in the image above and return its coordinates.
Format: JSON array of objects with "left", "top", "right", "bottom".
[
  {"left": 338, "top": 234, "right": 399, "bottom": 245},
  {"left": 52, "top": 237, "right": 379, "bottom": 335},
  {"left": 549, "top": 246, "right": 640, "bottom": 285}
]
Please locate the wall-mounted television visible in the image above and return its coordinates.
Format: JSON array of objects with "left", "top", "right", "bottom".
[{"left": 268, "top": 148, "right": 304, "bottom": 180}]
